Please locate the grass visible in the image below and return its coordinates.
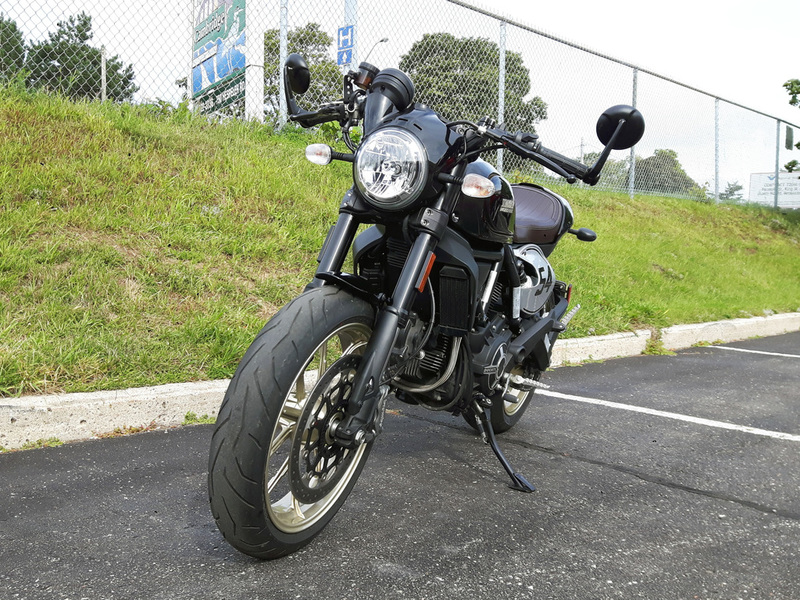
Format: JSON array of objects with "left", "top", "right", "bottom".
[
  {"left": 1, "top": 86, "right": 799, "bottom": 397},
  {"left": 183, "top": 411, "right": 216, "bottom": 425},
  {"left": 94, "top": 421, "right": 158, "bottom": 438},
  {"left": 548, "top": 187, "right": 800, "bottom": 337},
  {"left": 19, "top": 437, "right": 64, "bottom": 450}
]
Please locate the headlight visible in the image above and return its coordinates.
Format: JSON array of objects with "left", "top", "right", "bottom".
[{"left": 354, "top": 128, "right": 428, "bottom": 211}]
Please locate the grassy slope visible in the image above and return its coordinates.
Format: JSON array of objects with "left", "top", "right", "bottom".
[{"left": 1, "top": 89, "right": 798, "bottom": 396}]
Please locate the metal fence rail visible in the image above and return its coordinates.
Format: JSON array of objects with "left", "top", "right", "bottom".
[{"left": 2, "top": 0, "right": 799, "bottom": 206}]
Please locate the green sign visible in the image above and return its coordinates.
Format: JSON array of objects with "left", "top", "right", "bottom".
[
  {"left": 194, "top": 71, "right": 246, "bottom": 114},
  {"left": 192, "top": 0, "right": 246, "bottom": 112}
]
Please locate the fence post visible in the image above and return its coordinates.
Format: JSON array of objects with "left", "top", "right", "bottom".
[
  {"left": 628, "top": 67, "right": 638, "bottom": 199},
  {"left": 775, "top": 119, "right": 781, "bottom": 209},
  {"left": 497, "top": 21, "right": 506, "bottom": 174},
  {"left": 714, "top": 98, "right": 719, "bottom": 202},
  {"left": 245, "top": 0, "right": 265, "bottom": 122},
  {"left": 100, "top": 46, "right": 107, "bottom": 102},
  {"left": 278, "top": 0, "right": 289, "bottom": 127},
  {"left": 189, "top": 0, "right": 195, "bottom": 110}
]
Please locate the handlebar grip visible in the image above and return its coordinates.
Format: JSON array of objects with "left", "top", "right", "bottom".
[
  {"left": 290, "top": 104, "right": 343, "bottom": 128},
  {"left": 536, "top": 145, "right": 591, "bottom": 181}
]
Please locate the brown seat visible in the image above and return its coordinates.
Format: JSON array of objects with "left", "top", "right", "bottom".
[{"left": 512, "top": 183, "right": 566, "bottom": 245}]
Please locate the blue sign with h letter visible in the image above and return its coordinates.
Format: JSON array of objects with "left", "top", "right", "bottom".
[{"left": 337, "top": 25, "right": 355, "bottom": 66}]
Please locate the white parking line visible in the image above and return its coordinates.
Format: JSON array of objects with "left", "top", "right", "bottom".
[
  {"left": 713, "top": 346, "right": 800, "bottom": 359},
  {"left": 539, "top": 390, "right": 800, "bottom": 442}
]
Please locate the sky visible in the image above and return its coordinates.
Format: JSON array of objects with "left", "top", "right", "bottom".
[
  {"left": 478, "top": 0, "right": 800, "bottom": 126},
  {"left": 7, "top": 0, "right": 797, "bottom": 125}
]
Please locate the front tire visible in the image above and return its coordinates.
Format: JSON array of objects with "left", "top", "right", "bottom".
[{"left": 208, "top": 286, "right": 375, "bottom": 559}]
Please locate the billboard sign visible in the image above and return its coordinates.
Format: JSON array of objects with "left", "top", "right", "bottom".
[
  {"left": 193, "top": 0, "right": 246, "bottom": 112},
  {"left": 749, "top": 172, "right": 800, "bottom": 208}
]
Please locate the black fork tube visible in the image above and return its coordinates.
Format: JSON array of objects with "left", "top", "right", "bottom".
[
  {"left": 336, "top": 230, "right": 438, "bottom": 442},
  {"left": 305, "top": 211, "right": 359, "bottom": 290},
  {"left": 336, "top": 166, "right": 466, "bottom": 446}
]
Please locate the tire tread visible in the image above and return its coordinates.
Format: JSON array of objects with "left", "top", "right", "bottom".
[{"left": 208, "top": 287, "right": 374, "bottom": 559}]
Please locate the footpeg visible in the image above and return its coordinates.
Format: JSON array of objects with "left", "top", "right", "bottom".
[
  {"left": 508, "top": 374, "right": 550, "bottom": 392},
  {"left": 559, "top": 303, "right": 581, "bottom": 328},
  {"left": 471, "top": 398, "right": 535, "bottom": 493}
]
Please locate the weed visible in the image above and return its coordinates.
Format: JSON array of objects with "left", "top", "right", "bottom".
[
  {"left": 644, "top": 338, "right": 675, "bottom": 356},
  {"left": 95, "top": 421, "right": 158, "bottom": 439},
  {"left": 20, "top": 437, "right": 64, "bottom": 450},
  {"left": 183, "top": 411, "right": 216, "bottom": 425}
]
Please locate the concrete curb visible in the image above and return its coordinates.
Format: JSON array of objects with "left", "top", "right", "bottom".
[
  {"left": 660, "top": 313, "right": 800, "bottom": 350},
  {"left": 550, "top": 329, "right": 652, "bottom": 367},
  {"left": 1, "top": 380, "right": 229, "bottom": 450},
  {"left": 2, "top": 313, "right": 798, "bottom": 450}
]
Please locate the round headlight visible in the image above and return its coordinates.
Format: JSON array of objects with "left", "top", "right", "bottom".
[{"left": 354, "top": 128, "right": 428, "bottom": 211}]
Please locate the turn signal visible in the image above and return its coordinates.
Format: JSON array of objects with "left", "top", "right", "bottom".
[
  {"left": 461, "top": 173, "right": 495, "bottom": 198},
  {"left": 305, "top": 144, "right": 333, "bottom": 165}
]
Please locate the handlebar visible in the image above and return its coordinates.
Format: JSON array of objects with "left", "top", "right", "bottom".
[
  {"left": 289, "top": 102, "right": 346, "bottom": 128},
  {"left": 285, "top": 56, "right": 642, "bottom": 187},
  {"left": 534, "top": 144, "right": 597, "bottom": 185},
  {"left": 470, "top": 122, "right": 598, "bottom": 185},
  {"left": 289, "top": 79, "right": 600, "bottom": 185}
]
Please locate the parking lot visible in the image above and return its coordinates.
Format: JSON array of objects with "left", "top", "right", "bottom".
[{"left": 2, "top": 331, "right": 798, "bottom": 599}]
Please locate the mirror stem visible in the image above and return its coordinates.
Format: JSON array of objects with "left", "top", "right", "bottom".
[{"left": 586, "top": 119, "right": 626, "bottom": 183}]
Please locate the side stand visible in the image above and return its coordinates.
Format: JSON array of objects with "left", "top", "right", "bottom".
[{"left": 472, "top": 398, "right": 535, "bottom": 493}]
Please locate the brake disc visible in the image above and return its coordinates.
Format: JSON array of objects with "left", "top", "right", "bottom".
[{"left": 289, "top": 355, "right": 362, "bottom": 504}]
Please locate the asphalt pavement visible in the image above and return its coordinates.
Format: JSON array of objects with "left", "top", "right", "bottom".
[{"left": 1, "top": 332, "right": 799, "bottom": 599}]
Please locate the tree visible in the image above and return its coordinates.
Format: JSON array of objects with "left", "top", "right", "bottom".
[
  {"left": 0, "top": 14, "right": 25, "bottom": 83},
  {"left": 719, "top": 181, "right": 744, "bottom": 202},
  {"left": 399, "top": 33, "right": 547, "bottom": 132},
  {"left": 25, "top": 12, "right": 137, "bottom": 101},
  {"left": 263, "top": 23, "right": 341, "bottom": 123},
  {"left": 785, "top": 79, "right": 800, "bottom": 107},
  {"left": 786, "top": 160, "right": 799, "bottom": 173},
  {"left": 785, "top": 79, "right": 800, "bottom": 154},
  {"left": 633, "top": 149, "right": 704, "bottom": 198}
]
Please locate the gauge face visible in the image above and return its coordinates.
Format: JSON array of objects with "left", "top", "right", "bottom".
[{"left": 355, "top": 128, "right": 428, "bottom": 211}]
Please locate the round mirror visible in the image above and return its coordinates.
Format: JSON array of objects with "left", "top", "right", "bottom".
[
  {"left": 285, "top": 53, "right": 310, "bottom": 94},
  {"left": 596, "top": 105, "right": 645, "bottom": 150}
]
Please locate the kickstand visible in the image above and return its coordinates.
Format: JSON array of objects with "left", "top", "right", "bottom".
[{"left": 472, "top": 398, "right": 535, "bottom": 493}]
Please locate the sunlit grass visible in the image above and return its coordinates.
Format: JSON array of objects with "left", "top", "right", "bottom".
[{"left": 1, "top": 87, "right": 798, "bottom": 395}]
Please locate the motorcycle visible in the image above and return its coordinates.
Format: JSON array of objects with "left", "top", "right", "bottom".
[{"left": 208, "top": 53, "right": 645, "bottom": 559}]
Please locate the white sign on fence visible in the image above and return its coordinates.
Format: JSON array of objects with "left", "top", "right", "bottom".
[{"left": 748, "top": 172, "right": 800, "bottom": 208}]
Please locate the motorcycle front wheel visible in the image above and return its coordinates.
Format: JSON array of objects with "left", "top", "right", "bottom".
[{"left": 208, "top": 286, "right": 375, "bottom": 559}]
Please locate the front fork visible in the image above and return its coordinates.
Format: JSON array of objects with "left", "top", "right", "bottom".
[
  {"left": 336, "top": 228, "right": 438, "bottom": 446},
  {"left": 309, "top": 190, "right": 456, "bottom": 448}
]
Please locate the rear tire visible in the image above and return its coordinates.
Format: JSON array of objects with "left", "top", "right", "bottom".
[
  {"left": 463, "top": 366, "right": 541, "bottom": 434},
  {"left": 208, "top": 286, "right": 375, "bottom": 559}
]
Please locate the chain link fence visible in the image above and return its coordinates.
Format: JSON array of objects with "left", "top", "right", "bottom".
[{"left": 2, "top": 0, "right": 799, "bottom": 207}]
